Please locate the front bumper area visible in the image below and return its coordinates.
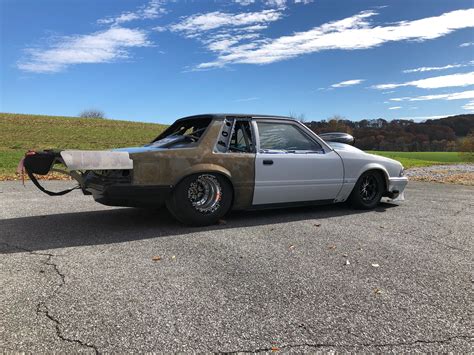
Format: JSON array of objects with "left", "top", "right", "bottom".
[{"left": 385, "top": 176, "right": 408, "bottom": 199}]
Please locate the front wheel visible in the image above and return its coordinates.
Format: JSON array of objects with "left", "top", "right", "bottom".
[
  {"left": 349, "top": 171, "right": 384, "bottom": 209},
  {"left": 166, "top": 173, "right": 233, "bottom": 226}
]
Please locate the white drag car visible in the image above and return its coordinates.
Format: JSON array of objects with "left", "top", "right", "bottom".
[{"left": 21, "top": 114, "right": 408, "bottom": 225}]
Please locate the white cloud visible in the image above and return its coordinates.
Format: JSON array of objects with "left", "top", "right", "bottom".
[
  {"left": 18, "top": 27, "right": 151, "bottom": 73},
  {"left": 390, "top": 90, "right": 474, "bottom": 102},
  {"left": 192, "top": 8, "right": 474, "bottom": 69},
  {"left": 264, "top": 0, "right": 287, "bottom": 7},
  {"left": 460, "top": 41, "right": 474, "bottom": 47},
  {"left": 160, "top": 8, "right": 284, "bottom": 67},
  {"left": 234, "top": 97, "right": 259, "bottom": 102},
  {"left": 372, "top": 71, "right": 474, "bottom": 90},
  {"left": 234, "top": 0, "right": 255, "bottom": 5},
  {"left": 98, "top": 0, "right": 166, "bottom": 25},
  {"left": 462, "top": 100, "right": 474, "bottom": 111},
  {"left": 402, "top": 62, "right": 473, "bottom": 73},
  {"left": 331, "top": 79, "right": 364, "bottom": 88},
  {"left": 389, "top": 106, "right": 402, "bottom": 110},
  {"left": 167, "top": 9, "right": 283, "bottom": 35},
  {"left": 235, "top": 0, "right": 312, "bottom": 5},
  {"left": 395, "top": 114, "right": 459, "bottom": 122}
]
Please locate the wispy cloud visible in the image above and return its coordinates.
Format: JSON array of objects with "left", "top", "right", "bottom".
[
  {"left": 372, "top": 71, "right": 474, "bottom": 90},
  {"left": 190, "top": 8, "right": 474, "bottom": 69},
  {"left": 331, "top": 79, "right": 364, "bottom": 88},
  {"left": 395, "top": 114, "right": 460, "bottom": 122},
  {"left": 166, "top": 9, "right": 283, "bottom": 35},
  {"left": 263, "top": 0, "right": 287, "bottom": 7},
  {"left": 460, "top": 41, "right": 474, "bottom": 47},
  {"left": 234, "top": 0, "right": 313, "bottom": 6},
  {"left": 234, "top": 97, "right": 259, "bottom": 102},
  {"left": 402, "top": 61, "right": 473, "bottom": 73},
  {"left": 98, "top": 0, "right": 166, "bottom": 25},
  {"left": 17, "top": 27, "right": 151, "bottom": 73},
  {"left": 158, "top": 8, "right": 284, "bottom": 67},
  {"left": 234, "top": 0, "right": 255, "bottom": 5},
  {"left": 390, "top": 90, "right": 474, "bottom": 102},
  {"left": 462, "top": 101, "right": 474, "bottom": 110},
  {"left": 388, "top": 106, "right": 402, "bottom": 110}
]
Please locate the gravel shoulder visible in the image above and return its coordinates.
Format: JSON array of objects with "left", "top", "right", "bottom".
[
  {"left": 0, "top": 181, "right": 473, "bottom": 352},
  {"left": 405, "top": 164, "right": 474, "bottom": 185}
]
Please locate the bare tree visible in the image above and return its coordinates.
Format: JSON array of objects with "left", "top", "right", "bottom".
[
  {"left": 326, "top": 115, "right": 352, "bottom": 133},
  {"left": 79, "top": 109, "right": 105, "bottom": 119},
  {"left": 288, "top": 111, "right": 306, "bottom": 122}
]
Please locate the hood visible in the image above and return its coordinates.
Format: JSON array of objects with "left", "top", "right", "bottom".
[{"left": 329, "top": 142, "right": 403, "bottom": 174}]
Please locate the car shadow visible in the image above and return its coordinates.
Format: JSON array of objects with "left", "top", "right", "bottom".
[{"left": 0, "top": 202, "right": 397, "bottom": 254}]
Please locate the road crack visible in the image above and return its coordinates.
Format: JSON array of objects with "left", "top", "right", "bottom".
[
  {"left": 1, "top": 242, "right": 99, "bottom": 353},
  {"left": 224, "top": 334, "right": 473, "bottom": 353}
]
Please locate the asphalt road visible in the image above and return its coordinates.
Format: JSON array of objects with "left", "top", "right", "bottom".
[{"left": 1, "top": 181, "right": 473, "bottom": 353}]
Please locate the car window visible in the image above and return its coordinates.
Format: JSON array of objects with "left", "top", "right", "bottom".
[
  {"left": 150, "top": 116, "right": 212, "bottom": 148},
  {"left": 229, "top": 121, "right": 254, "bottom": 153},
  {"left": 257, "top": 122, "right": 323, "bottom": 153}
]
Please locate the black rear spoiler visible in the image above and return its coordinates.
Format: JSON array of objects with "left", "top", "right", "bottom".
[
  {"left": 23, "top": 150, "right": 62, "bottom": 175},
  {"left": 319, "top": 132, "right": 355, "bottom": 145},
  {"left": 19, "top": 150, "right": 80, "bottom": 196}
]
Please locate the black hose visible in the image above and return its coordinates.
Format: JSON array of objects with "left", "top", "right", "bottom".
[{"left": 25, "top": 168, "right": 80, "bottom": 196}]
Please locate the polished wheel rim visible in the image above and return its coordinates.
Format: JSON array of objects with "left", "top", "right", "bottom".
[
  {"left": 187, "top": 174, "right": 222, "bottom": 213},
  {"left": 360, "top": 175, "right": 378, "bottom": 202}
]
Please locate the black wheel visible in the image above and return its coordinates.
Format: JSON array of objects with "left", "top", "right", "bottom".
[
  {"left": 166, "top": 173, "right": 233, "bottom": 226},
  {"left": 349, "top": 171, "right": 384, "bottom": 209}
]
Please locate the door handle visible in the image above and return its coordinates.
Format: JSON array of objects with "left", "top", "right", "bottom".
[{"left": 263, "top": 159, "right": 273, "bottom": 165}]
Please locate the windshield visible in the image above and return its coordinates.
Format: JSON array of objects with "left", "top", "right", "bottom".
[{"left": 149, "top": 116, "right": 212, "bottom": 148}]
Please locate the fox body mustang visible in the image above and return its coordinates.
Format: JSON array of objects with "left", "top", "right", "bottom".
[{"left": 21, "top": 114, "right": 407, "bottom": 225}]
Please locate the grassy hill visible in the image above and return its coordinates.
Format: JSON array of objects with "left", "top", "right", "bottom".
[
  {"left": 0, "top": 113, "right": 167, "bottom": 178},
  {"left": 0, "top": 112, "right": 471, "bottom": 180}
]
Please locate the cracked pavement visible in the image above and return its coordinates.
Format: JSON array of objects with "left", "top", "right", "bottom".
[{"left": 1, "top": 181, "right": 473, "bottom": 352}]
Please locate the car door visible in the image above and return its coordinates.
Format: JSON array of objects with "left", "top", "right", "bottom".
[{"left": 252, "top": 119, "right": 344, "bottom": 205}]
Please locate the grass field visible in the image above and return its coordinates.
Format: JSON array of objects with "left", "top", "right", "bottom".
[
  {"left": 368, "top": 151, "right": 471, "bottom": 169},
  {"left": 0, "top": 113, "right": 471, "bottom": 179},
  {"left": 0, "top": 113, "right": 167, "bottom": 178}
]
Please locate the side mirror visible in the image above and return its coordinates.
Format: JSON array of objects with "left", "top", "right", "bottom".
[{"left": 319, "top": 132, "right": 355, "bottom": 145}]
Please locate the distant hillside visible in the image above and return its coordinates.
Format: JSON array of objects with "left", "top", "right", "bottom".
[
  {"left": 306, "top": 114, "right": 474, "bottom": 152},
  {"left": 425, "top": 114, "right": 473, "bottom": 137},
  {"left": 0, "top": 113, "right": 167, "bottom": 178}
]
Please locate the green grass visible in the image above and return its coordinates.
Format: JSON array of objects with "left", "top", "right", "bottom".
[
  {"left": 0, "top": 112, "right": 167, "bottom": 177},
  {"left": 1, "top": 112, "right": 471, "bottom": 177},
  {"left": 367, "top": 151, "right": 470, "bottom": 168}
]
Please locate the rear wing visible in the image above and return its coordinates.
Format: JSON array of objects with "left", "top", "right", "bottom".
[{"left": 18, "top": 150, "right": 80, "bottom": 196}]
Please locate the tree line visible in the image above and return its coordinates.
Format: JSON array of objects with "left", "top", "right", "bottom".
[{"left": 304, "top": 114, "right": 473, "bottom": 152}]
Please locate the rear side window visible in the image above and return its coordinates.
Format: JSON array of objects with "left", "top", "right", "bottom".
[
  {"left": 229, "top": 121, "right": 254, "bottom": 153},
  {"left": 215, "top": 119, "right": 254, "bottom": 153},
  {"left": 257, "top": 122, "right": 322, "bottom": 152}
]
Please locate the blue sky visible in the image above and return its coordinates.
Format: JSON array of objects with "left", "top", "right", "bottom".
[{"left": 1, "top": 0, "right": 474, "bottom": 124}]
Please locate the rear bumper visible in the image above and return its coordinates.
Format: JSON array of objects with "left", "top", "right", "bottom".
[
  {"left": 83, "top": 171, "right": 172, "bottom": 207},
  {"left": 87, "top": 183, "right": 172, "bottom": 208},
  {"left": 385, "top": 176, "right": 408, "bottom": 199},
  {"left": 20, "top": 150, "right": 172, "bottom": 207}
]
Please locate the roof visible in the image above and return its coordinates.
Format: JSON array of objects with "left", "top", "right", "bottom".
[{"left": 178, "top": 113, "right": 297, "bottom": 121}]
